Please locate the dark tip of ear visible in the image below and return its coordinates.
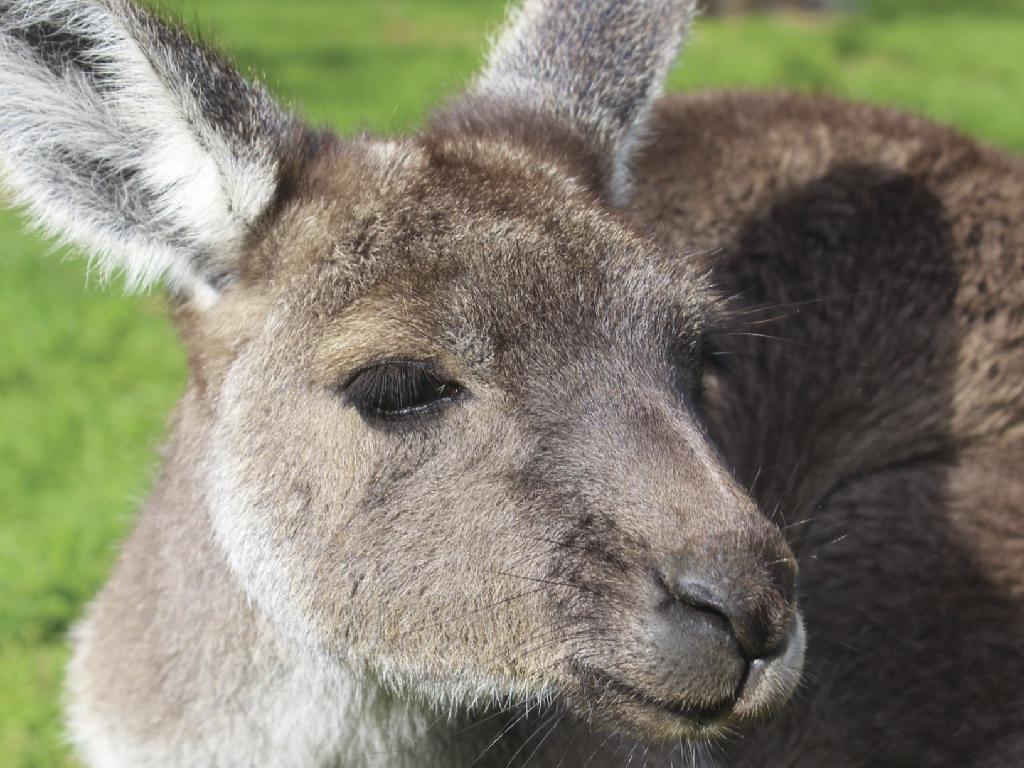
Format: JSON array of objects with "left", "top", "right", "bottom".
[
  {"left": 271, "top": 125, "right": 341, "bottom": 214},
  {"left": 207, "top": 271, "right": 233, "bottom": 293}
]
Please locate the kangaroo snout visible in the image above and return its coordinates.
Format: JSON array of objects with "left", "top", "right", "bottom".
[
  {"left": 544, "top": 387, "right": 805, "bottom": 738},
  {"left": 647, "top": 536, "right": 802, "bottom": 717},
  {"left": 659, "top": 536, "right": 797, "bottom": 661},
  {"left": 594, "top": 526, "right": 803, "bottom": 729},
  {"left": 526, "top": 365, "right": 806, "bottom": 737},
  {"left": 570, "top": 517, "right": 805, "bottom": 739}
]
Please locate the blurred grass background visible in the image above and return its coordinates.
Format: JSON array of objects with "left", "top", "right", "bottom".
[{"left": 1, "top": 0, "right": 1022, "bottom": 764}]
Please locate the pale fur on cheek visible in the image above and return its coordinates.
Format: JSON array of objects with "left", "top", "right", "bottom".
[{"left": 203, "top": 318, "right": 562, "bottom": 721}]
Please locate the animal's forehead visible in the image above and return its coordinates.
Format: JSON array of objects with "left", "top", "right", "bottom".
[
  {"left": 324, "top": 137, "right": 706, "bottom": 282},
  {"left": 310, "top": 232, "right": 716, "bottom": 387},
  {"left": 272, "top": 137, "right": 718, "bottom": 371}
]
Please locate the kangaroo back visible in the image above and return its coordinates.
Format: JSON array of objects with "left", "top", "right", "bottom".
[{"left": 629, "top": 90, "right": 1024, "bottom": 766}]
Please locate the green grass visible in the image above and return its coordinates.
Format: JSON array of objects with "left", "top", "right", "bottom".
[{"left": 1, "top": 1, "right": 1022, "bottom": 764}]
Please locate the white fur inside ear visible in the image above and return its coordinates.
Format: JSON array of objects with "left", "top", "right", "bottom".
[{"left": 0, "top": 0, "right": 285, "bottom": 301}]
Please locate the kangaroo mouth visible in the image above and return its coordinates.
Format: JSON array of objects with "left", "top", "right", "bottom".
[
  {"left": 569, "top": 614, "right": 807, "bottom": 740},
  {"left": 573, "top": 664, "right": 737, "bottom": 726}
]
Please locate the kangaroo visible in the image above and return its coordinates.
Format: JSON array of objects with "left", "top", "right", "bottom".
[{"left": 2, "top": 0, "right": 1022, "bottom": 766}]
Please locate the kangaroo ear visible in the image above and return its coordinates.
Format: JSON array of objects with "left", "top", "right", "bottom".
[
  {"left": 0, "top": 0, "right": 311, "bottom": 306},
  {"left": 475, "top": 0, "right": 696, "bottom": 205}
]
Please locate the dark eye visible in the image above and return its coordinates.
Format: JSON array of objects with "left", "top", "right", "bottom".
[
  {"left": 701, "top": 336, "right": 732, "bottom": 377},
  {"left": 344, "top": 361, "right": 464, "bottom": 421},
  {"left": 670, "top": 336, "right": 729, "bottom": 404}
]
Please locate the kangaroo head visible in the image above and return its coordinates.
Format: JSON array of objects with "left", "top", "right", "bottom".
[{"left": 1, "top": 0, "right": 803, "bottom": 742}]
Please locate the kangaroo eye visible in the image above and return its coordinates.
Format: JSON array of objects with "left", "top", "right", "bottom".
[
  {"left": 670, "top": 336, "right": 728, "bottom": 405},
  {"left": 344, "top": 361, "right": 464, "bottom": 420}
]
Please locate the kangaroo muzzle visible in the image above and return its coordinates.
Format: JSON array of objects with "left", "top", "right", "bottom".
[{"left": 530, "top": 380, "right": 806, "bottom": 739}]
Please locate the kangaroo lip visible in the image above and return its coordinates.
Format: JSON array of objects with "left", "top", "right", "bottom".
[
  {"left": 731, "top": 613, "right": 807, "bottom": 718},
  {"left": 573, "top": 663, "right": 737, "bottom": 726}
]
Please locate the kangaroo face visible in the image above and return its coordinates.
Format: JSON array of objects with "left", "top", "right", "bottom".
[
  {"left": 0, "top": 0, "right": 803, "bottom": 748},
  {"left": 198, "top": 133, "right": 803, "bottom": 740}
]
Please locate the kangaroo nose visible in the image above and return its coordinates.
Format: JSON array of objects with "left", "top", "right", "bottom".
[{"left": 665, "top": 557, "right": 797, "bottom": 660}]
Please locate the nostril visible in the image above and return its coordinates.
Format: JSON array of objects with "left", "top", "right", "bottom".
[
  {"left": 658, "top": 573, "right": 742, "bottom": 647},
  {"left": 670, "top": 577, "right": 732, "bottom": 625},
  {"left": 658, "top": 569, "right": 787, "bottom": 661}
]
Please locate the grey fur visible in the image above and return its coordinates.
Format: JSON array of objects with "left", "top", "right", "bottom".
[{"left": 475, "top": 0, "right": 697, "bottom": 203}]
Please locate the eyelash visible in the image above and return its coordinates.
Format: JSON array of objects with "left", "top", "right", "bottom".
[
  {"left": 670, "top": 336, "right": 729, "bottom": 405},
  {"left": 343, "top": 360, "right": 464, "bottom": 421},
  {"left": 701, "top": 336, "right": 732, "bottom": 376}
]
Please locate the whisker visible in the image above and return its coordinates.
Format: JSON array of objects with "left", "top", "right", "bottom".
[
  {"left": 468, "top": 704, "right": 535, "bottom": 768},
  {"left": 492, "top": 570, "right": 598, "bottom": 596}
]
